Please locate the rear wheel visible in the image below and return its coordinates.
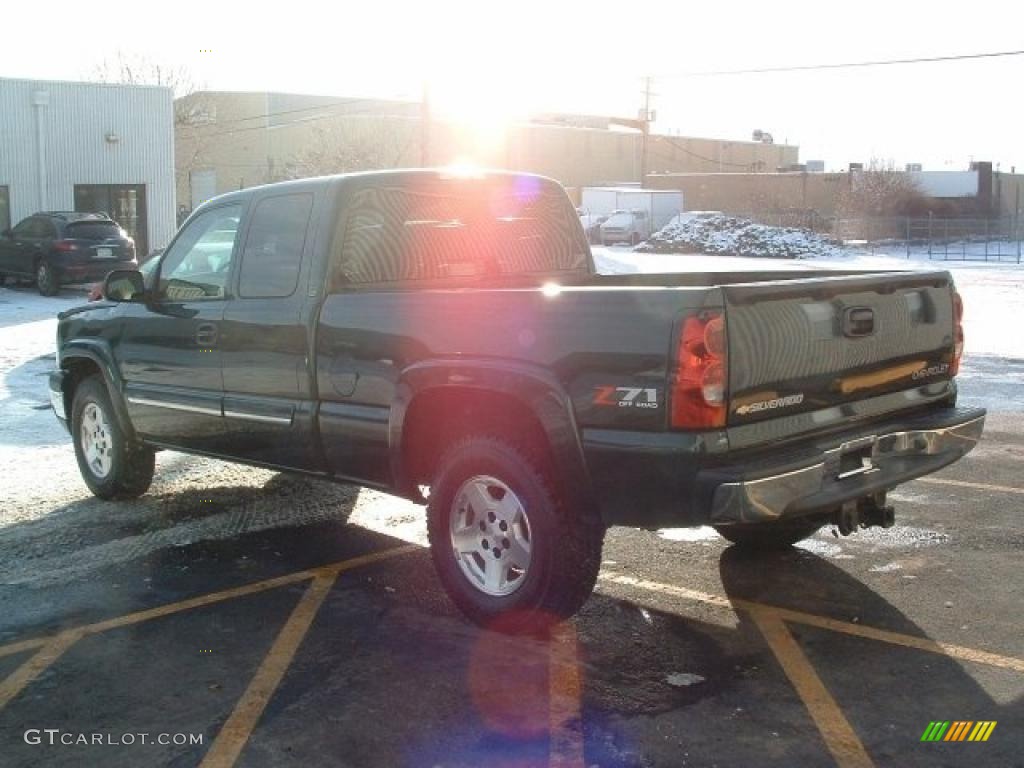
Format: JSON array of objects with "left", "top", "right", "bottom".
[
  {"left": 71, "top": 375, "right": 154, "bottom": 499},
  {"left": 427, "top": 436, "right": 603, "bottom": 632},
  {"left": 36, "top": 260, "right": 58, "bottom": 296},
  {"left": 714, "top": 518, "right": 823, "bottom": 550}
]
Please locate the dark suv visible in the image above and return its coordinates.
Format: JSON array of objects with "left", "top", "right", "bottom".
[{"left": 0, "top": 212, "right": 136, "bottom": 296}]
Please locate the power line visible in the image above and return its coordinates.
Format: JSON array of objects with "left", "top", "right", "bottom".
[
  {"left": 188, "top": 103, "right": 419, "bottom": 140},
  {"left": 197, "top": 96, "right": 392, "bottom": 127},
  {"left": 652, "top": 135, "right": 755, "bottom": 170},
  {"left": 657, "top": 48, "right": 1024, "bottom": 78}
]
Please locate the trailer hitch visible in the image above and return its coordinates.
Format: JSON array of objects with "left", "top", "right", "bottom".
[{"left": 832, "top": 493, "right": 895, "bottom": 536}]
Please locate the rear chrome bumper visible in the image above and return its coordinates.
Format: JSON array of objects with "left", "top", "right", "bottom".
[{"left": 709, "top": 408, "right": 985, "bottom": 525}]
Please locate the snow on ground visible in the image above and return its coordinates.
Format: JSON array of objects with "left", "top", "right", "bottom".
[{"left": 635, "top": 212, "right": 846, "bottom": 260}]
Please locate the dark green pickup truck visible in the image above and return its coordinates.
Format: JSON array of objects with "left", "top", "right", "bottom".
[{"left": 50, "top": 169, "right": 984, "bottom": 629}]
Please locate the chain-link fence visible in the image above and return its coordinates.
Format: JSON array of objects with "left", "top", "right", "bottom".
[
  {"left": 836, "top": 216, "right": 1023, "bottom": 262},
  {"left": 735, "top": 211, "right": 1022, "bottom": 262}
]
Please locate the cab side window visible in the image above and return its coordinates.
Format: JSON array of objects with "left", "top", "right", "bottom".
[
  {"left": 237, "top": 194, "right": 313, "bottom": 298},
  {"left": 157, "top": 205, "right": 242, "bottom": 301}
]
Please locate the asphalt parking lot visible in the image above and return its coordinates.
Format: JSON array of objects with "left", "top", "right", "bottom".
[{"left": 1, "top": 283, "right": 1022, "bottom": 768}]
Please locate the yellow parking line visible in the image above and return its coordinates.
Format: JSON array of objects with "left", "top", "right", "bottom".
[
  {"left": 0, "top": 636, "right": 49, "bottom": 659},
  {"left": 598, "top": 572, "right": 1024, "bottom": 673},
  {"left": 0, "top": 546, "right": 419, "bottom": 715},
  {"left": 200, "top": 569, "right": 338, "bottom": 768},
  {"left": 0, "top": 545, "right": 419, "bottom": 661},
  {"left": 752, "top": 610, "right": 874, "bottom": 768},
  {"left": 765, "top": 606, "right": 1024, "bottom": 675},
  {"left": 548, "top": 623, "right": 585, "bottom": 768},
  {"left": 918, "top": 477, "right": 1024, "bottom": 495},
  {"left": 0, "top": 629, "right": 84, "bottom": 710}
]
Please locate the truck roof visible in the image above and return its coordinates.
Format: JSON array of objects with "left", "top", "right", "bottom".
[{"left": 201, "top": 168, "right": 562, "bottom": 209}]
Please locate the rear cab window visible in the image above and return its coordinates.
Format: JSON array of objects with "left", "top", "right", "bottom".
[{"left": 334, "top": 176, "right": 589, "bottom": 287}]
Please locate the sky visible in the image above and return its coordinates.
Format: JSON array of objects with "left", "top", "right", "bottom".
[{"left": 1, "top": 0, "right": 1022, "bottom": 172}]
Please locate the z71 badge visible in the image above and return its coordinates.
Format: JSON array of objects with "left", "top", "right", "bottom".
[{"left": 594, "top": 386, "right": 660, "bottom": 409}]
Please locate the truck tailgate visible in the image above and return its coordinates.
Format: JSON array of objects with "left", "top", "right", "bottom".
[{"left": 724, "top": 271, "right": 957, "bottom": 433}]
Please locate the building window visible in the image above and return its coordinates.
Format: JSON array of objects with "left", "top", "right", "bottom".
[
  {"left": 0, "top": 186, "right": 10, "bottom": 232},
  {"left": 74, "top": 185, "right": 148, "bottom": 258}
]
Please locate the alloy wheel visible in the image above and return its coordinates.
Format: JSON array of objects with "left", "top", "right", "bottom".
[{"left": 449, "top": 474, "right": 533, "bottom": 596}]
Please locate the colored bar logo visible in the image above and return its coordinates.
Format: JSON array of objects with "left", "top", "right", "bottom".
[{"left": 920, "top": 721, "right": 997, "bottom": 742}]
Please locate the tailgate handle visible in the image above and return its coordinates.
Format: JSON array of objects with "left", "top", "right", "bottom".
[{"left": 842, "top": 306, "right": 875, "bottom": 337}]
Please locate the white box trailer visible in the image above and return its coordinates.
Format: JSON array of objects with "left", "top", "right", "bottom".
[
  {"left": 581, "top": 187, "right": 684, "bottom": 245},
  {"left": 580, "top": 187, "right": 684, "bottom": 228}
]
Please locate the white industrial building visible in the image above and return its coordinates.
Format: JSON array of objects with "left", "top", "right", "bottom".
[{"left": 0, "top": 78, "right": 175, "bottom": 256}]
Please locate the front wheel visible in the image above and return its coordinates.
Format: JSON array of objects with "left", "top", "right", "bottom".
[
  {"left": 71, "top": 375, "right": 155, "bottom": 499},
  {"left": 714, "top": 518, "right": 823, "bottom": 550},
  {"left": 427, "top": 436, "right": 603, "bottom": 632},
  {"left": 36, "top": 260, "right": 59, "bottom": 296}
]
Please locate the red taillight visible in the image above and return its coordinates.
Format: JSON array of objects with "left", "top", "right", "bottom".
[
  {"left": 53, "top": 240, "right": 79, "bottom": 253},
  {"left": 671, "top": 311, "right": 728, "bottom": 429},
  {"left": 950, "top": 289, "right": 964, "bottom": 376}
]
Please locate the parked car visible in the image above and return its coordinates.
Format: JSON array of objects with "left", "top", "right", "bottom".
[
  {"left": 0, "top": 212, "right": 136, "bottom": 296},
  {"left": 578, "top": 211, "right": 609, "bottom": 244},
  {"left": 50, "top": 169, "right": 984, "bottom": 631},
  {"left": 599, "top": 208, "right": 651, "bottom": 245}
]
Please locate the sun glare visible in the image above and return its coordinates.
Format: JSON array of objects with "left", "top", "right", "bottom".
[{"left": 426, "top": 65, "right": 533, "bottom": 165}]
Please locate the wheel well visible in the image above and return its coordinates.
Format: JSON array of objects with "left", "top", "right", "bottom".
[
  {"left": 62, "top": 358, "right": 103, "bottom": 415},
  {"left": 402, "top": 388, "right": 554, "bottom": 488}
]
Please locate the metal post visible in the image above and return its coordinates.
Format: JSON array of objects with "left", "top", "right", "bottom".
[
  {"left": 984, "top": 218, "right": 989, "bottom": 261},
  {"left": 944, "top": 218, "right": 949, "bottom": 260},
  {"left": 906, "top": 217, "right": 911, "bottom": 258},
  {"left": 927, "top": 212, "right": 933, "bottom": 258},
  {"left": 1016, "top": 185, "right": 1022, "bottom": 263}
]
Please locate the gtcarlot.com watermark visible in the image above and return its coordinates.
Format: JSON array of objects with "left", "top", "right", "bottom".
[{"left": 25, "top": 729, "right": 203, "bottom": 747}]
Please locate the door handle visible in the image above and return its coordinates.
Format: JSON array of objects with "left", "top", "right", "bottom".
[{"left": 195, "top": 322, "right": 218, "bottom": 348}]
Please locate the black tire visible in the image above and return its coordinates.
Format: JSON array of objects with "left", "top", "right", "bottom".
[
  {"left": 36, "top": 259, "right": 59, "bottom": 296},
  {"left": 71, "top": 375, "right": 154, "bottom": 499},
  {"left": 426, "top": 436, "right": 604, "bottom": 633},
  {"left": 714, "top": 518, "right": 823, "bottom": 550}
]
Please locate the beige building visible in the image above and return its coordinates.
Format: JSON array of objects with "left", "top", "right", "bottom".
[
  {"left": 175, "top": 90, "right": 800, "bottom": 213},
  {"left": 646, "top": 171, "right": 851, "bottom": 217}
]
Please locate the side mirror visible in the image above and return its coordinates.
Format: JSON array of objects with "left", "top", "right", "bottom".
[{"left": 102, "top": 269, "right": 146, "bottom": 302}]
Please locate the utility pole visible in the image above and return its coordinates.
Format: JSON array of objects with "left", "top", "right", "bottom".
[
  {"left": 640, "top": 76, "right": 653, "bottom": 184},
  {"left": 420, "top": 81, "right": 431, "bottom": 167}
]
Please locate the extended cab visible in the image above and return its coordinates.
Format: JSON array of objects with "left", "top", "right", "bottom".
[{"left": 50, "top": 170, "right": 985, "bottom": 629}]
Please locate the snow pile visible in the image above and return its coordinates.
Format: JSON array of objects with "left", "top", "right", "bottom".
[{"left": 636, "top": 213, "right": 844, "bottom": 259}]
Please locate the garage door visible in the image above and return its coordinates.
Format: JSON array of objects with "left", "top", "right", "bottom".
[{"left": 190, "top": 170, "right": 218, "bottom": 210}]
